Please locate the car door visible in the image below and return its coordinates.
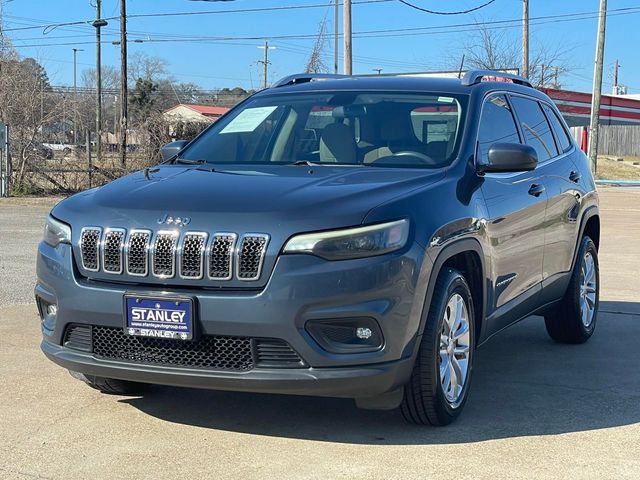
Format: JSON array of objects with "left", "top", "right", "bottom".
[
  {"left": 538, "top": 101, "right": 583, "bottom": 283},
  {"left": 477, "top": 94, "right": 547, "bottom": 332}
]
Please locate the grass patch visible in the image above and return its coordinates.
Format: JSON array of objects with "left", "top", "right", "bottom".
[{"left": 595, "top": 156, "right": 640, "bottom": 180}]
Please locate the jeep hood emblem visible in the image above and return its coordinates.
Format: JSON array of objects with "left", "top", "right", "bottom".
[{"left": 157, "top": 214, "right": 191, "bottom": 227}]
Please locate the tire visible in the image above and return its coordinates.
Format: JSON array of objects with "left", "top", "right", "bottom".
[
  {"left": 69, "top": 370, "right": 150, "bottom": 395},
  {"left": 544, "top": 236, "right": 599, "bottom": 344},
  {"left": 401, "top": 268, "right": 475, "bottom": 426}
]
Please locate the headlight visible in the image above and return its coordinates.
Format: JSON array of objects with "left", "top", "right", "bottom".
[
  {"left": 43, "top": 215, "right": 71, "bottom": 247},
  {"left": 283, "top": 219, "right": 409, "bottom": 260}
]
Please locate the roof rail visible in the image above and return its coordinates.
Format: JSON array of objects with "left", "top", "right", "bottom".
[
  {"left": 461, "top": 69, "right": 533, "bottom": 88},
  {"left": 272, "top": 73, "right": 348, "bottom": 88}
]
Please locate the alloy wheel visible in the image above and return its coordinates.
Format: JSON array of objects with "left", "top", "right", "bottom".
[
  {"left": 439, "top": 293, "right": 471, "bottom": 406},
  {"left": 580, "top": 251, "right": 597, "bottom": 327}
]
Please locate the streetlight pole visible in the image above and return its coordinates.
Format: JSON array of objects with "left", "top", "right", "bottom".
[
  {"left": 522, "top": 0, "right": 529, "bottom": 78},
  {"left": 119, "top": 0, "right": 128, "bottom": 167},
  {"left": 92, "top": 0, "right": 107, "bottom": 164},
  {"left": 587, "top": 0, "right": 607, "bottom": 174},
  {"left": 343, "top": 0, "right": 352, "bottom": 75},
  {"left": 334, "top": 0, "right": 339, "bottom": 74},
  {"left": 72, "top": 48, "right": 83, "bottom": 145},
  {"left": 257, "top": 41, "right": 275, "bottom": 89}
]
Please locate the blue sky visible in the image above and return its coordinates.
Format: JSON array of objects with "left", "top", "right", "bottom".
[{"left": 2, "top": 0, "right": 640, "bottom": 93}]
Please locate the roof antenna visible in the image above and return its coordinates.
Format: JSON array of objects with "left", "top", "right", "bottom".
[{"left": 457, "top": 54, "right": 466, "bottom": 79}]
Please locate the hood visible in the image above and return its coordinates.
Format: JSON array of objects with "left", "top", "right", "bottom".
[
  {"left": 54, "top": 164, "right": 444, "bottom": 234},
  {"left": 54, "top": 164, "right": 444, "bottom": 289}
]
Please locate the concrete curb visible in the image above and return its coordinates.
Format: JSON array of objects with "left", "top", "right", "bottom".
[{"left": 595, "top": 179, "right": 640, "bottom": 186}]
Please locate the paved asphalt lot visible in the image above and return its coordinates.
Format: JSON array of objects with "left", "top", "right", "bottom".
[{"left": 1, "top": 189, "right": 639, "bottom": 479}]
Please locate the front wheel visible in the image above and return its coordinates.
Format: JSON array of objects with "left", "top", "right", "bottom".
[
  {"left": 401, "top": 268, "right": 475, "bottom": 426},
  {"left": 544, "top": 236, "right": 599, "bottom": 344}
]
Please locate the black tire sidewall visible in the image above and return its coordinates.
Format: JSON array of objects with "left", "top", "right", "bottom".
[
  {"left": 425, "top": 270, "right": 475, "bottom": 420},
  {"left": 571, "top": 237, "right": 600, "bottom": 337}
]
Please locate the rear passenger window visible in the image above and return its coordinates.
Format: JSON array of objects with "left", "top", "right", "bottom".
[
  {"left": 541, "top": 103, "right": 572, "bottom": 153},
  {"left": 510, "top": 96, "right": 559, "bottom": 162},
  {"left": 477, "top": 94, "right": 520, "bottom": 163}
]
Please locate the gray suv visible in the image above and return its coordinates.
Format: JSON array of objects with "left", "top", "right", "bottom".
[{"left": 37, "top": 70, "right": 600, "bottom": 425}]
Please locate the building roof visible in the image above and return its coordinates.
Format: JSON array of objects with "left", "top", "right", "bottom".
[{"left": 165, "top": 104, "right": 230, "bottom": 117}]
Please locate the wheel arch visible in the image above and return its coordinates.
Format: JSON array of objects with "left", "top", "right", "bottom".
[
  {"left": 419, "top": 239, "right": 487, "bottom": 345},
  {"left": 571, "top": 206, "right": 600, "bottom": 271}
]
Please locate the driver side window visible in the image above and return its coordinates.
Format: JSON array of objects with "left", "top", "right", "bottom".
[{"left": 477, "top": 94, "right": 521, "bottom": 164}]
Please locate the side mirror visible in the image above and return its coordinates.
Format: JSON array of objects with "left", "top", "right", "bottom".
[
  {"left": 160, "top": 140, "right": 189, "bottom": 161},
  {"left": 479, "top": 143, "right": 538, "bottom": 173}
]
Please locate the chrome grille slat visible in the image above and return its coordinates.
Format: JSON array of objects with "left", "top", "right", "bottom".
[
  {"left": 209, "top": 233, "right": 237, "bottom": 280},
  {"left": 102, "top": 228, "right": 125, "bottom": 274},
  {"left": 237, "top": 234, "right": 270, "bottom": 281},
  {"left": 152, "top": 232, "right": 179, "bottom": 278},
  {"left": 79, "top": 227, "right": 101, "bottom": 272},
  {"left": 79, "top": 227, "right": 268, "bottom": 282},
  {"left": 126, "top": 230, "right": 151, "bottom": 276},
  {"left": 179, "top": 232, "right": 208, "bottom": 279}
]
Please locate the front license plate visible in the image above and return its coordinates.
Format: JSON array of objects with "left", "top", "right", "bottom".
[{"left": 124, "top": 296, "right": 193, "bottom": 341}]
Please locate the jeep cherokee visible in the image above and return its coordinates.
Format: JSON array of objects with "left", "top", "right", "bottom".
[{"left": 37, "top": 70, "right": 600, "bottom": 425}]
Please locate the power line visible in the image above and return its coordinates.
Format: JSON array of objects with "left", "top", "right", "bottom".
[
  {"left": 0, "top": 0, "right": 393, "bottom": 33},
  {"left": 5, "top": 6, "right": 640, "bottom": 48},
  {"left": 396, "top": 0, "right": 497, "bottom": 15}
]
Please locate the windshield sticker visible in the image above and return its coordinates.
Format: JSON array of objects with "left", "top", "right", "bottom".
[{"left": 220, "top": 106, "right": 278, "bottom": 134}]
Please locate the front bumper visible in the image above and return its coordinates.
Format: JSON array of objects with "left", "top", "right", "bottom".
[
  {"left": 41, "top": 340, "right": 415, "bottom": 398},
  {"left": 36, "top": 240, "right": 431, "bottom": 398}
]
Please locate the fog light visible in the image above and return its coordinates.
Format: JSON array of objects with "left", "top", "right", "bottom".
[
  {"left": 305, "top": 317, "right": 383, "bottom": 354},
  {"left": 356, "top": 327, "right": 373, "bottom": 339},
  {"left": 36, "top": 297, "right": 58, "bottom": 333}
]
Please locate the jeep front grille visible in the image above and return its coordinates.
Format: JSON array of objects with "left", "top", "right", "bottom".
[
  {"left": 180, "top": 233, "right": 207, "bottom": 279},
  {"left": 63, "top": 324, "right": 306, "bottom": 371},
  {"left": 77, "top": 227, "right": 269, "bottom": 282},
  {"left": 126, "top": 230, "right": 151, "bottom": 276},
  {"left": 209, "top": 233, "right": 236, "bottom": 280},
  {"left": 237, "top": 234, "right": 269, "bottom": 281},
  {"left": 102, "top": 229, "right": 125, "bottom": 273},
  {"left": 80, "top": 227, "right": 101, "bottom": 271},
  {"left": 152, "top": 232, "right": 179, "bottom": 278}
]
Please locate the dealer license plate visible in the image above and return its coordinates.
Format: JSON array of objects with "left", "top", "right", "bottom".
[{"left": 124, "top": 295, "right": 193, "bottom": 341}]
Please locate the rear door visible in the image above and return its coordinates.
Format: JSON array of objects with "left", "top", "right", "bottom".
[
  {"left": 509, "top": 96, "right": 582, "bottom": 292},
  {"left": 538, "top": 101, "right": 583, "bottom": 280},
  {"left": 478, "top": 94, "right": 547, "bottom": 326}
]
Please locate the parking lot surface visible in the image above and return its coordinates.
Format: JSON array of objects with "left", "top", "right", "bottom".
[{"left": 1, "top": 188, "right": 639, "bottom": 479}]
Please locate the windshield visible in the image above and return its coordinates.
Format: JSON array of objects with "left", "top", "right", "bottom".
[{"left": 179, "top": 91, "right": 468, "bottom": 169}]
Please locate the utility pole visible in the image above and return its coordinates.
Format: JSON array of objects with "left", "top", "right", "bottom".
[
  {"left": 613, "top": 59, "right": 619, "bottom": 94},
  {"left": 334, "top": 0, "right": 339, "bottom": 74},
  {"left": 119, "top": 0, "right": 127, "bottom": 167},
  {"left": 72, "top": 48, "right": 83, "bottom": 144},
  {"left": 257, "top": 41, "right": 275, "bottom": 89},
  {"left": 522, "top": 0, "right": 529, "bottom": 78},
  {"left": 372, "top": 68, "right": 382, "bottom": 75},
  {"left": 587, "top": 0, "right": 607, "bottom": 174},
  {"left": 344, "top": 0, "right": 352, "bottom": 75},
  {"left": 553, "top": 66, "right": 559, "bottom": 88},
  {"left": 92, "top": 1, "right": 107, "bottom": 164}
]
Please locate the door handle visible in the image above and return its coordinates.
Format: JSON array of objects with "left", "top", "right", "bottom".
[
  {"left": 569, "top": 171, "right": 582, "bottom": 183},
  {"left": 528, "top": 184, "right": 545, "bottom": 197}
]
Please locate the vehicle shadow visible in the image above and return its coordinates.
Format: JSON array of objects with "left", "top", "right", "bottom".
[{"left": 121, "top": 300, "right": 640, "bottom": 445}]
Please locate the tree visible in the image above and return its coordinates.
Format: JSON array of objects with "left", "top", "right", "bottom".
[
  {"left": 458, "top": 21, "right": 573, "bottom": 88},
  {"left": 127, "top": 52, "right": 169, "bottom": 86},
  {"left": 0, "top": 56, "right": 65, "bottom": 190},
  {"left": 305, "top": 19, "right": 330, "bottom": 74},
  {"left": 129, "top": 78, "right": 157, "bottom": 122}
]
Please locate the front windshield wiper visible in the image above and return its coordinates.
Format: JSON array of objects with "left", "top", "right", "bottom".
[
  {"left": 289, "top": 160, "right": 322, "bottom": 167},
  {"left": 173, "top": 157, "right": 208, "bottom": 165}
]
